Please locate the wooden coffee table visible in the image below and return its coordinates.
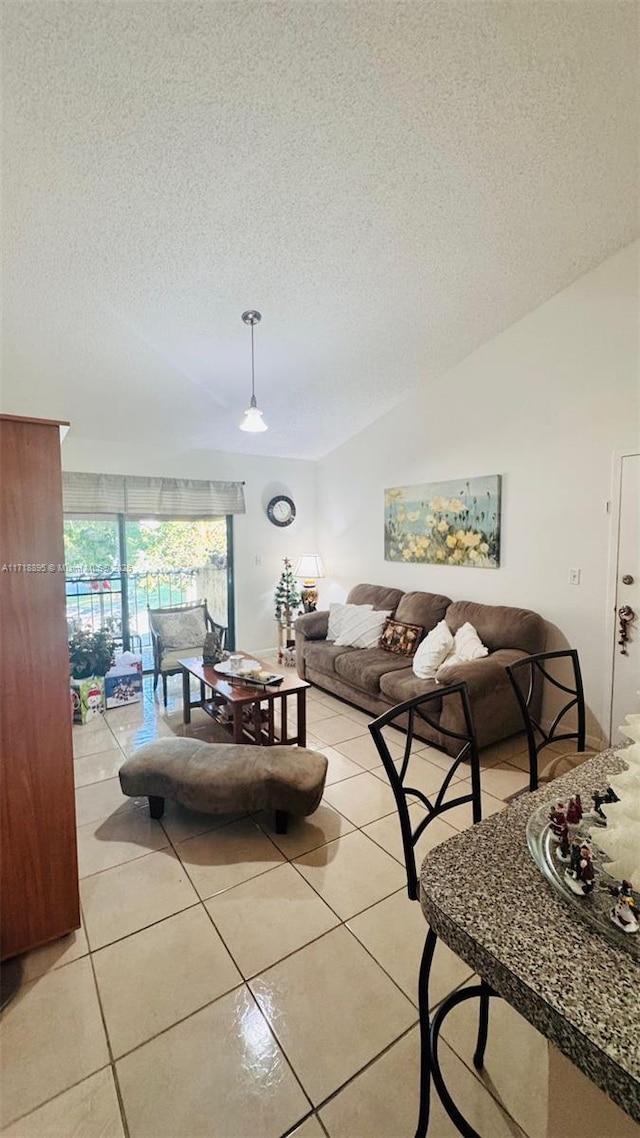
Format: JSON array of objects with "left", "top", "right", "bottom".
[{"left": 178, "top": 655, "right": 309, "bottom": 747}]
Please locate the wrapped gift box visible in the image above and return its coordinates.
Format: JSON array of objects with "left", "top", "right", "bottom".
[
  {"left": 70, "top": 677, "right": 105, "bottom": 723},
  {"left": 104, "top": 653, "right": 143, "bottom": 708}
]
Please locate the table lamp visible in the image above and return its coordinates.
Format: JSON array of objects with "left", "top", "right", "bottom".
[{"left": 294, "top": 554, "right": 325, "bottom": 612}]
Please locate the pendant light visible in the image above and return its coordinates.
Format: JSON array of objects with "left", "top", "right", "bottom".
[{"left": 239, "top": 309, "right": 268, "bottom": 432}]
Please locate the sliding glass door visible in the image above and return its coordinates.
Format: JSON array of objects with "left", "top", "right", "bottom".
[{"left": 64, "top": 515, "right": 232, "bottom": 671}]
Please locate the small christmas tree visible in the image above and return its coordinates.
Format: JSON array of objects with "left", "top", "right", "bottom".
[{"left": 274, "top": 557, "right": 301, "bottom": 620}]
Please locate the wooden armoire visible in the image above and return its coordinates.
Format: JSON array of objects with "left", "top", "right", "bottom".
[{"left": 0, "top": 414, "right": 80, "bottom": 960}]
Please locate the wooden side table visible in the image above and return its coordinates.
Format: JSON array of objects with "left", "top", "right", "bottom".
[{"left": 276, "top": 615, "right": 297, "bottom": 666}]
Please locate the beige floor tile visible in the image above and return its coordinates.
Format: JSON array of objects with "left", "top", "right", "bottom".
[
  {"left": 363, "top": 807, "right": 458, "bottom": 870},
  {"left": 319, "top": 745, "right": 366, "bottom": 785},
  {"left": 159, "top": 800, "right": 245, "bottom": 843},
  {"left": 112, "top": 719, "right": 175, "bottom": 758},
  {"left": 75, "top": 775, "right": 144, "bottom": 827},
  {"left": 330, "top": 732, "right": 396, "bottom": 769},
  {"left": 72, "top": 725, "right": 120, "bottom": 760},
  {"left": 250, "top": 926, "right": 416, "bottom": 1106},
  {"left": 175, "top": 818, "right": 285, "bottom": 900},
  {"left": 1, "top": 1067, "right": 124, "bottom": 1138},
  {"left": 322, "top": 771, "right": 397, "bottom": 827},
  {"left": 442, "top": 785, "right": 507, "bottom": 831},
  {"left": 74, "top": 748, "right": 125, "bottom": 789},
  {"left": 205, "top": 863, "right": 339, "bottom": 977},
  {"left": 256, "top": 803, "right": 355, "bottom": 859},
  {"left": 81, "top": 848, "right": 199, "bottom": 950},
  {"left": 319, "top": 1025, "right": 525, "bottom": 1138},
  {"left": 19, "top": 922, "right": 89, "bottom": 983},
  {"left": 338, "top": 704, "right": 375, "bottom": 729},
  {"left": 372, "top": 753, "right": 465, "bottom": 802},
  {"left": 93, "top": 906, "right": 241, "bottom": 1057},
  {"left": 333, "top": 731, "right": 403, "bottom": 769},
  {"left": 116, "top": 987, "right": 309, "bottom": 1138},
  {"left": 288, "top": 1116, "right": 325, "bottom": 1138},
  {"left": 293, "top": 830, "right": 405, "bottom": 920},
  {"left": 310, "top": 715, "right": 369, "bottom": 746},
  {"left": 0, "top": 957, "right": 109, "bottom": 1127},
  {"left": 306, "top": 700, "right": 341, "bottom": 725},
  {"left": 77, "top": 809, "right": 169, "bottom": 877},
  {"left": 441, "top": 984, "right": 549, "bottom": 1138},
  {"left": 348, "top": 890, "right": 473, "bottom": 1008},
  {"left": 473, "top": 760, "right": 531, "bottom": 800},
  {"left": 479, "top": 733, "right": 529, "bottom": 765}
]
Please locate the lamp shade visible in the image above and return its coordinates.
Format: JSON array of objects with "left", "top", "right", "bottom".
[{"left": 294, "top": 554, "right": 325, "bottom": 581}]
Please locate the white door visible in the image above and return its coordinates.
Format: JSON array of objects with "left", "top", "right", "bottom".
[{"left": 610, "top": 452, "right": 640, "bottom": 741}]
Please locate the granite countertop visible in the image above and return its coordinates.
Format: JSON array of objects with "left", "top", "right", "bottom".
[{"left": 419, "top": 748, "right": 640, "bottom": 1123}]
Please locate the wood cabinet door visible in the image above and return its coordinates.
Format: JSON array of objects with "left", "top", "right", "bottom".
[{"left": 0, "top": 416, "right": 80, "bottom": 959}]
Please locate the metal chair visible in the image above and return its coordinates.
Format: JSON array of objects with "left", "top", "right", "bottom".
[
  {"left": 369, "top": 684, "right": 494, "bottom": 1138},
  {"left": 148, "top": 599, "right": 226, "bottom": 706},
  {"left": 505, "top": 649, "right": 586, "bottom": 793}
]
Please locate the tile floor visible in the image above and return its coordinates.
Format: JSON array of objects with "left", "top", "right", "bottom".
[{"left": 1, "top": 675, "right": 615, "bottom": 1137}]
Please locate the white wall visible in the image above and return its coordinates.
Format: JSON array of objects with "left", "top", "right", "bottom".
[
  {"left": 60, "top": 438, "right": 318, "bottom": 654},
  {"left": 316, "top": 242, "right": 640, "bottom": 740}
]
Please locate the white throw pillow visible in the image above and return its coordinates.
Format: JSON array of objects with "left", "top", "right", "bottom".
[
  {"left": 328, "top": 602, "right": 372, "bottom": 642},
  {"left": 412, "top": 619, "right": 454, "bottom": 679},
  {"left": 436, "top": 622, "right": 488, "bottom": 674},
  {"left": 334, "top": 607, "right": 391, "bottom": 649}
]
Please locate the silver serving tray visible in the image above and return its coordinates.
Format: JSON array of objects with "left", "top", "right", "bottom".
[{"left": 526, "top": 803, "right": 639, "bottom": 959}]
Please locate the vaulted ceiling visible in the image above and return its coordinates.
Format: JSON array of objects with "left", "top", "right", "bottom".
[{"left": 2, "top": 1, "right": 637, "bottom": 459}]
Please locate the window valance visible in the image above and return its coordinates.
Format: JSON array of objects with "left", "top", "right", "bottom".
[{"left": 62, "top": 472, "right": 246, "bottom": 517}]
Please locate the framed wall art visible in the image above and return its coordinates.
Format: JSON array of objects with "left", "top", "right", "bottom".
[{"left": 384, "top": 474, "right": 501, "bottom": 568}]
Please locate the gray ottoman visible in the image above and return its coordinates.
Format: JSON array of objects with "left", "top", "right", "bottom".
[{"left": 119, "top": 737, "right": 328, "bottom": 833}]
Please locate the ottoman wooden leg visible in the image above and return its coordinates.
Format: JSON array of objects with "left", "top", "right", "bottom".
[
  {"left": 275, "top": 809, "right": 288, "bottom": 834},
  {"left": 148, "top": 795, "right": 165, "bottom": 819}
]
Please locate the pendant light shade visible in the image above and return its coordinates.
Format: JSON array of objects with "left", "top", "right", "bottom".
[{"left": 239, "top": 309, "right": 268, "bottom": 433}]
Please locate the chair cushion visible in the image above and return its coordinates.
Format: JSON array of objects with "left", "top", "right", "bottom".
[
  {"left": 159, "top": 648, "right": 204, "bottom": 673},
  {"left": 119, "top": 738, "right": 328, "bottom": 817},
  {"left": 152, "top": 608, "right": 207, "bottom": 651},
  {"left": 335, "top": 648, "right": 409, "bottom": 695}
]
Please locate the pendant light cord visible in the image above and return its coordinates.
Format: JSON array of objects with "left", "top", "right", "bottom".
[{"left": 251, "top": 321, "right": 256, "bottom": 402}]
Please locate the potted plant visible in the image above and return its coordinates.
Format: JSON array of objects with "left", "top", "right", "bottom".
[{"left": 69, "top": 627, "right": 116, "bottom": 679}]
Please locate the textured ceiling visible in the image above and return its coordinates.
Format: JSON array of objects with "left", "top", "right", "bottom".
[{"left": 2, "top": 1, "right": 638, "bottom": 459}]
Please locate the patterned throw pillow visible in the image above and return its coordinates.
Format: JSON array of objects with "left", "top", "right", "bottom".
[{"left": 379, "top": 618, "right": 424, "bottom": 656}]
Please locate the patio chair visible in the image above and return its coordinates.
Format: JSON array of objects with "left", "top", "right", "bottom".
[{"left": 148, "top": 599, "right": 226, "bottom": 706}]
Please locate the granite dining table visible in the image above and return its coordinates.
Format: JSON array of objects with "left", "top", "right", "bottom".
[{"left": 419, "top": 746, "right": 640, "bottom": 1126}]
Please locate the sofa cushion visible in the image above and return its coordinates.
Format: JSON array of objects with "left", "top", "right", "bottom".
[
  {"left": 445, "top": 600, "right": 545, "bottom": 655},
  {"left": 379, "top": 618, "right": 423, "bottom": 656},
  {"left": 347, "top": 583, "right": 404, "bottom": 613},
  {"left": 379, "top": 669, "right": 442, "bottom": 710},
  {"left": 394, "top": 591, "right": 451, "bottom": 636},
  {"left": 304, "top": 641, "right": 358, "bottom": 677},
  {"left": 335, "top": 648, "right": 410, "bottom": 695}
]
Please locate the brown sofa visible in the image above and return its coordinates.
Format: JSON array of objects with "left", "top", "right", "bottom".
[{"left": 295, "top": 583, "right": 545, "bottom": 753}]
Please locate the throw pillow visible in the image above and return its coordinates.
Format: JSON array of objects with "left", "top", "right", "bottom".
[
  {"left": 436, "top": 622, "right": 488, "bottom": 676},
  {"left": 327, "top": 602, "right": 372, "bottom": 642},
  {"left": 412, "top": 619, "right": 454, "bottom": 679},
  {"left": 335, "top": 607, "right": 392, "bottom": 649},
  {"left": 379, "top": 618, "right": 424, "bottom": 656}
]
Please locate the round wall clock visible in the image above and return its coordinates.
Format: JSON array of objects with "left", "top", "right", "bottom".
[{"left": 267, "top": 495, "right": 296, "bottom": 527}]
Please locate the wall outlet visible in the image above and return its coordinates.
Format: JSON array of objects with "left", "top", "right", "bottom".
[
  {"left": 569, "top": 568, "right": 581, "bottom": 585},
  {"left": 255, "top": 554, "right": 262, "bottom": 566}
]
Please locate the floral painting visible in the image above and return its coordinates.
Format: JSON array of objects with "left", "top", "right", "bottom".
[{"left": 384, "top": 475, "right": 501, "bottom": 568}]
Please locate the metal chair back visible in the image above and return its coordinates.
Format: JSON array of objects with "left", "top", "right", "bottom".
[
  {"left": 505, "top": 648, "right": 585, "bottom": 792},
  {"left": 368, "top": 683, "right": 481, "bottom": 901}
]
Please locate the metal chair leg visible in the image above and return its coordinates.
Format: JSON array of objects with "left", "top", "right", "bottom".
[
  {"left": 415, "top": 927, "right": 437, "bottom": 1138},
  {"left": 430, "top": 984, "right": 497, "bottom": 1138},
  {"left": 162, "top": 674, "right": 168, "bottom": 707},
  {"left": 473, "top": 981, "right": 492, "bottom": 1069}
]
